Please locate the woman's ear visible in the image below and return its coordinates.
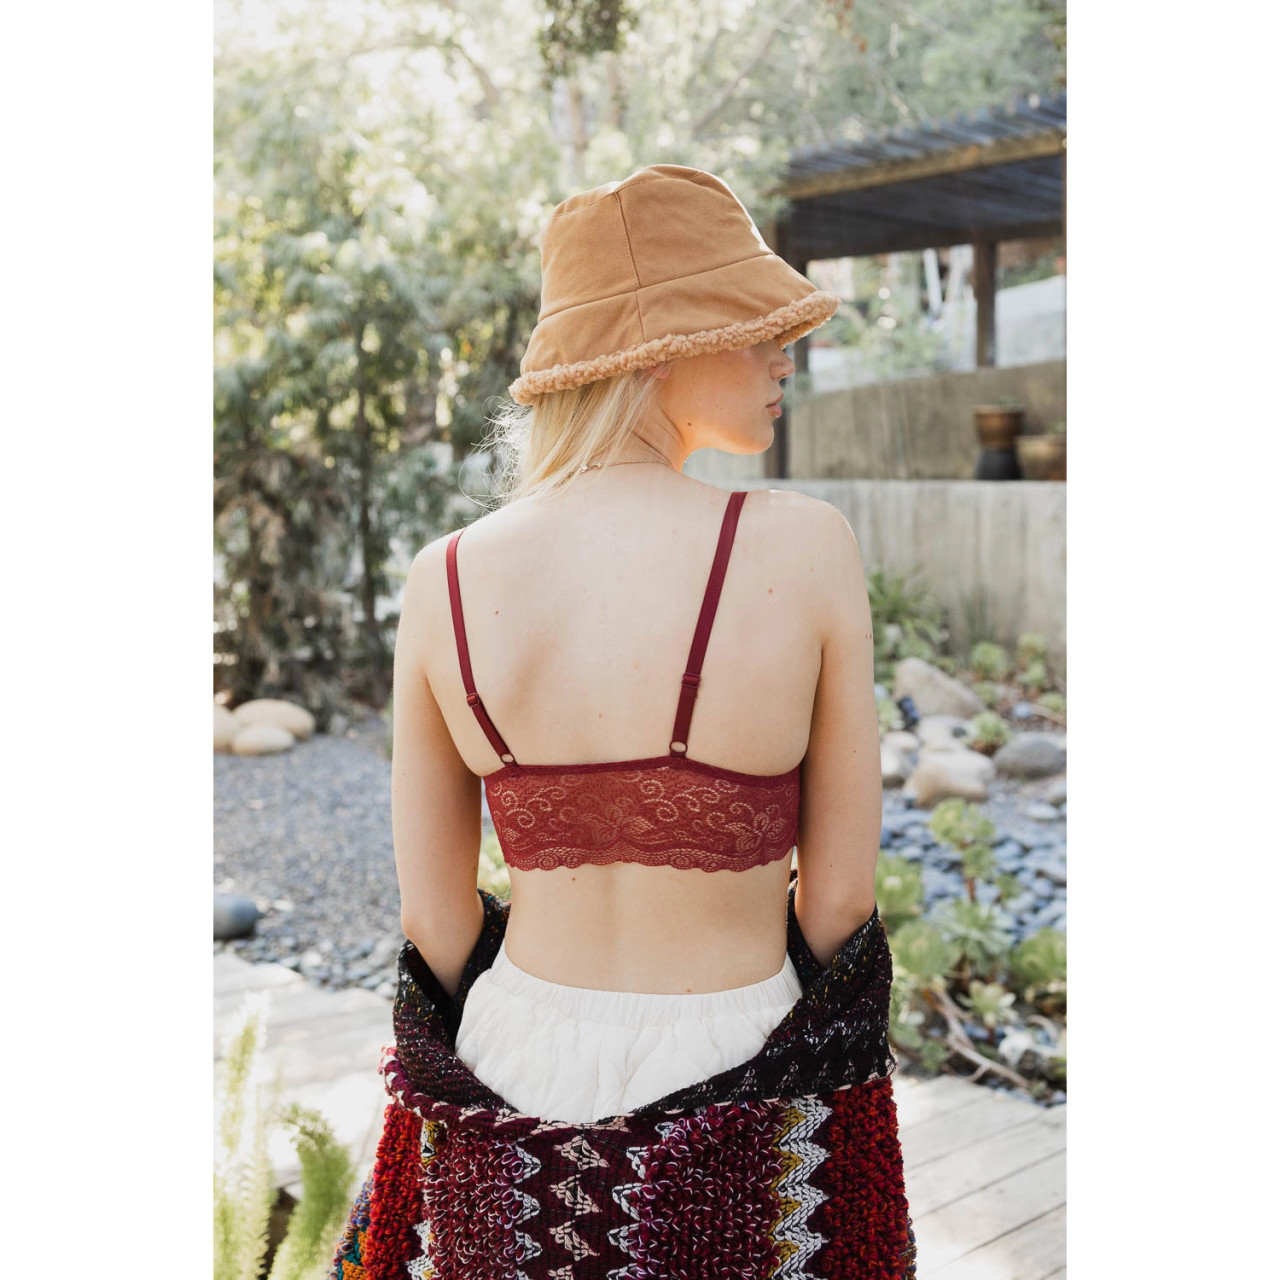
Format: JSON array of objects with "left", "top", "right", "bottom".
[{"left": 646, "top": 362, "right": 673, "bottom": 381}]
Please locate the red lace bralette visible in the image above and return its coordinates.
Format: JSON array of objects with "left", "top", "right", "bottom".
[{"left": 446, "top": 489, "right": 801, "bottom": 874}]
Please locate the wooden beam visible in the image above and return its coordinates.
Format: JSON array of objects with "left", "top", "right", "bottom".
[
  {"left": 788, "top": 218, "right": 1063, "bottom": 260},
  {"left": 773, "top": 130, "right": 1064, "bottom": 201},
  {"left": 973, "top": 240, "right": 997, "bottom": 367}
]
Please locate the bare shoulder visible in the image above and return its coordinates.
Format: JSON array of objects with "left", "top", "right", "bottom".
[
  {"left": 407, "top": 508, "right": 506, "bottom": 580},
  {"left": 743, "top": 489, "right": 865, "bottom": 636},
  {"left": 399, "top": 511, "right": 509, "bottom": 650},
  {"left": 742, "top": 487, "right": 861, "bottom": 569}
]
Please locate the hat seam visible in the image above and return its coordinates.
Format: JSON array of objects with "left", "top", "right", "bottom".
[
  {"left": 614, "top": 193, "right": 646, "bottom": 343},
  {"left": 536, "top": 249, "right": 781, "bottom": 324},
  {"left": 546, "top": 171, "right": 668, "bottom": 220}
]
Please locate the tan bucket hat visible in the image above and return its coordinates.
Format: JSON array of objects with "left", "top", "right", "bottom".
[{"left": 508, "top": 164, "right": 840, "bottom": 404}]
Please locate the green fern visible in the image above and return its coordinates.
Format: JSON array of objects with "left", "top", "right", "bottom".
[
  {"left": 214, "top": 997, "right": 358, "bottom": 1280},
  {"left": 268, "top": 1105, "right": 357, "bottom": 1280},
  {"left": 477, "top": 830, "right": 511, "bottom": 900},
  {"left": 214, "top": 999, "right": 278, "bottom": 1280}
]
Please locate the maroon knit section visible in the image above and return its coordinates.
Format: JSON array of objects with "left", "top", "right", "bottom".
[
  {"left": 485, "top": 757, "right": 799, "bottom": 872},
  {"left": 363, "top": 1102, "right": 425, "bottom": 1280},
  {"left": 812, "top": 1078, "right": 916, "bottom": 1280},
  {"left": 518, "top": 1122, "right": 662, "bottom": 1274},
  {"left": 622, "top": 1100, "right": 789, "bottom": 1278},
  {"left": 416, "top": 1131, "right": 536, "bottom": 1278}
]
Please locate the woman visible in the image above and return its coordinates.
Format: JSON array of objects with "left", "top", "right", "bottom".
[{"left": 331, "top": 164, "right": 916, "bottom": 1279}]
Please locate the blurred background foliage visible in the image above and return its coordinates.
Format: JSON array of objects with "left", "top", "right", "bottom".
[{"left": 214, "top": 0, "right": 1065, "bottom": 718}]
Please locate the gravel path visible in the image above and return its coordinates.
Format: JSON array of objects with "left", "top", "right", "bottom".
[
  {"left": 215, "top": 714, "right": 1066, "bottom": 998},
  {"left": 214, "top": 712, "right": 408, "bottom": 996}
]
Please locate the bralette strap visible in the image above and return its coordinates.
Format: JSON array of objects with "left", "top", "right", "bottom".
[
  {"left": 446, "top": 528, "right": 517, "bottom": 766},
  {"left": 670, "top": 490, "right": 749, "bottom": 755}
]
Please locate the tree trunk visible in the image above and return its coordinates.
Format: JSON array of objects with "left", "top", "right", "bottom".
[
  {"left": 355, "top": 379, "right": 388, "bottom": 707},
  {"left": 567, "top": 72, "right": 587, "bottom": 187}
]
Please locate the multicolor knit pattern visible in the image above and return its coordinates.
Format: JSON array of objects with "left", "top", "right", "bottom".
[{"left": 330, "top": 875, "right": 917, "bottom": 1279}]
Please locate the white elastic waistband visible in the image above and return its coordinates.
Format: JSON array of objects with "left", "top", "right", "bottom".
[{"left": 485, "top": 937, "right": 804, "bottom": 1026}]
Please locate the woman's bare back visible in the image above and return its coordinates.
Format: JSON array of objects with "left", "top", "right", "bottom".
[{"left": 410, "top": 469, "right": 876, "bottom": 993}]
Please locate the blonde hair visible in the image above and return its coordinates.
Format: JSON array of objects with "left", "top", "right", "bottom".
[{"left": 479, "top": 366, "right": 666, "bottom": 508}]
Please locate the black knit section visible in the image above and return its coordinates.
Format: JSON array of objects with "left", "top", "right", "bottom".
[
  {"left": 391, "top": 872, "right": 895, "bottom": 1118},
  {"left": 393, "top": 888, "right": 510, "bottom": 1110}
]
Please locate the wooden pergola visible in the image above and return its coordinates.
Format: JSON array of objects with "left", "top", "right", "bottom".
[{"left": 762, "top": 91, "right": 1066, "bottom": 476}]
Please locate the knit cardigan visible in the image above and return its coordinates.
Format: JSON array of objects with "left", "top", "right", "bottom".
[{"left": 329, "top": 869, "right": 918, "bottom": 1279}]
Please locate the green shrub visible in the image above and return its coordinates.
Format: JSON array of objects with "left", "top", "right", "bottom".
[
  {"left": 1009, "top": 927, "right": 1067, "bottom": 1009},
  {"left": 888, "top": 919, "right": 960, "bottom": 985},
  {"left": 928, "top": 797, "right": 999, "bottom": 903},
  {"left": 964, "top": 710, "right": 1011, "bottom": 753},
  {"left": 1016, "top": 632, "right": 1048, "bottom": 667},
  {"left": 969, "top": 641, "right": 1011, "bottom": 681},
  {"left": 898, "top": 632, "right": 937, "bottom": 663},
  {"left": 875, "top": 855, "right": 923, "bottom": 931},
  {"left": 1039, "top": 691, "right": 1066, "bottom": 715},
  {"left": 884, "top": 798, "right": 1066, "bottom": 1095},
  {"left": 876, "top": 695, "right": 903, "bottom": 735},
  {"left": 866, "top": 565, "right": 948, "bottom": 685},
  {"left": 958, "top": 840, "right": 998, "bottom": 884},
  {"left": 888, "top": 971, "right": 949, "bottom": 1070},
  {"left": 1015, "top": 658, "right": 1050, "bottom": 694},
  {"left": 927, "top": 797, "right": 997, "bottom": 851},
  {"left": 973, "top": 680, "right": 1003, "bottom": 708},
  {"left": 930, "top": 898, "right": 1015, "bottom": 978},
  {"left": 956, "top": 979, "right": 1017, "bottom": 1030},
  {"left": 477, "top": 831, "right": 511, "bottom": 900}
]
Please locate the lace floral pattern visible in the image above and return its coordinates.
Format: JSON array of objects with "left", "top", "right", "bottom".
[{"left": 484, "top": 756, "right": 801, "bottom": 873}]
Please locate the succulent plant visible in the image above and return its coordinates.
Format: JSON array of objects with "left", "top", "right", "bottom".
[
  {"left": 956, "top": 979, "right": 1018, "bottom": 1030},
  {"left": 875, "top": 855, "right": 924, "bottom": 931},
  {"left": 969, "top": 640, "right": 1011, "bottom": 681},
  {"left": 964, "top": 710, "right": 1012, "bottom": 753}
]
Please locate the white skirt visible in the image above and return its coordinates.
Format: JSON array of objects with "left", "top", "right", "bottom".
[{"left": 454, "top": 937, "right": 804, "bottom": 1124}]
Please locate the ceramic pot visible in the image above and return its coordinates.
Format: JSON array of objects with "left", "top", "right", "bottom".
[{"left": 1017, "top": 434, "right": 1067, "bottom": 481}]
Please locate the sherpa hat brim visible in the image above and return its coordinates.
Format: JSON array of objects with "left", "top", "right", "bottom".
[
  {"left": 507, "top": 164, "right": 841, "bottom": 405},
  {"left": 508, "top": 279, "right": 839, "bottom": 404}
]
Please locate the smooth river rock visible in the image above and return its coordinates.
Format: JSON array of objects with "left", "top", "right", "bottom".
[
  {"left": 215, "top": 893, "right": 261, "bottom": 940},
  {"left": 234, "top": 697, "right": 316, "bottom": 742},
  {"left": 230, "top": 723, "right": 296, "bottom": 756},
  {"left": 893, "top": 657, "right": 986, "bottom": 719},
  {"left": 993, "top": 732, "right": 1067, "bottom": 779},
  {"left": 905, "top": 746, "right": 997, "bottom": 806}
]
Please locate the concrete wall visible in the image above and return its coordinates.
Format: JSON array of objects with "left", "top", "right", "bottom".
[
  {"left": 789, "top": 359, "right": 1066, "bottom": 481},
  {"left": 735, "top": 478, "right": 1066, "bottom": 679}
]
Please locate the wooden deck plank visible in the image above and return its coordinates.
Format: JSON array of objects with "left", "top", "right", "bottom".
[
  {"left": 215, "top": 956, "right": 393, "bottom": 1197},
  {"left": 213, "top": 951, "right": 305, "bottom": 995},
  {"left": 910, "top": 1151, "right": 1065, "bottom": 1275},
  {"left": 923, "top": 1203, "right": 1066, "bottom": 1280},
  {"left": 215, "top": 983, "right": 389, "bottom": 1033},
  {"left": 894, "top": 1072, "right": 991, "bottom": 1127},
  {"left": 903, "top": 1107, "right": 1065, "bottom": 1217},
  {"left": 900, "top": 1089, "right": 1048, "bottom": 1170}
]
